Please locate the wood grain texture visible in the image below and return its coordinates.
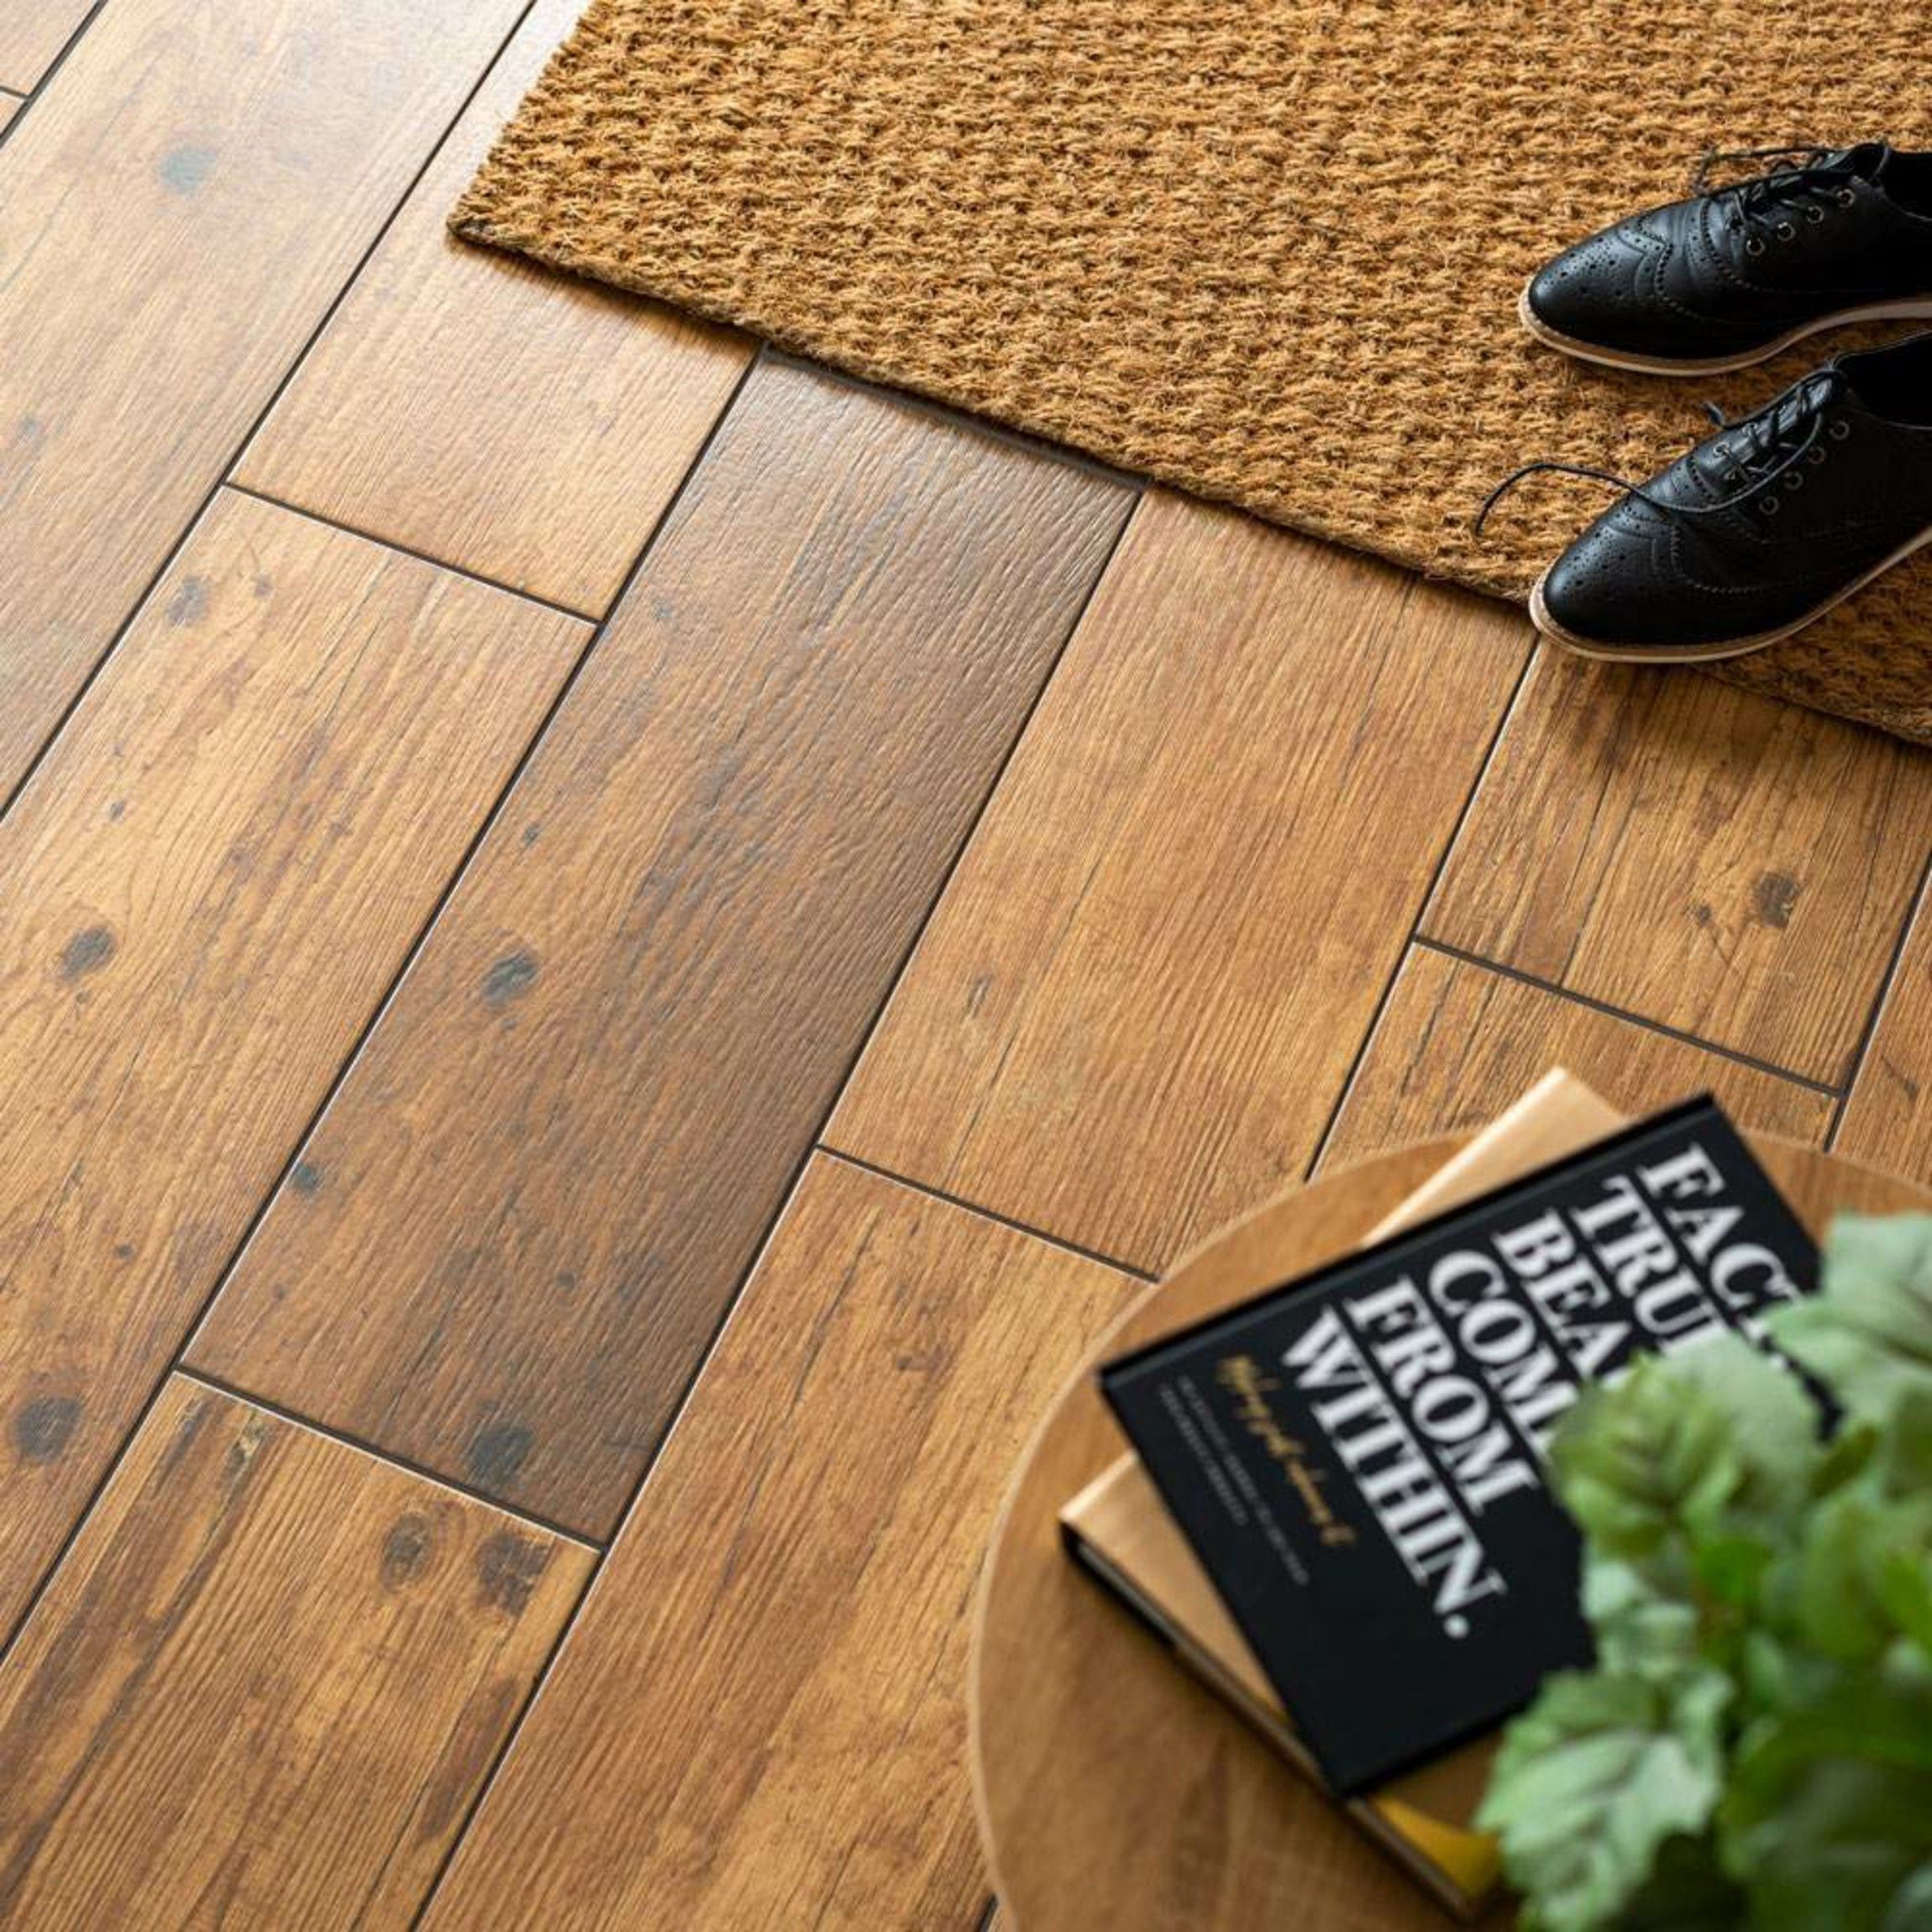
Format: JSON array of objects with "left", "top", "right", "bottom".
[
  {"left": 1836, "top": 882, "right": 1932, "bottom": 1179},
  {"left": 235, "top": 0, "right": 752, "bottom": 615},
  {"left": 0, "top": 490, "right": 584, "bottom": 1638},
  {"left": 192, "top": 362, "right": 1134, "bottom": 1536},
  {"left": 827, "top": 491, "right": 1530, "bottom": 1273},
  {"left": 0, "top": 92, "right": 21, "bottom": 136},
  {"left": 0, "top": 1377, "right": 591, "bottom": 1929},
  {"left": 1323, "top": 945, "right": 1835, "bottom": 1170},
  {"left": 422, "top": 1155, "right": 1129, "bottom": 1930},
  {"left": 0, "top": 0, "right": 532, "bottom": 800},
  {"left": 0, "top": 3, "right": 88, "bottom": 92},
  {"left": 1424, "top": 649, "right": 1932, "bottom": 1087},
  {"left": 974, "top": 1137, "right": 1929, "bottom": 1932}
]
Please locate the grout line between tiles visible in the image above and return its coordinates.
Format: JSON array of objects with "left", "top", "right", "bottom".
[
  {"left": 1827, "top": 843, "right": 1932, "bottom": 1147},
  {"left": 176, "top": 1368, "right": 601, "bottom": 1551},
  {"left": 1415, "top": 934, "right": 1845, "bottom": 1098},
  {"left": 222, "top": 482, "right": 604, "bottom": 625},
  {"left": 1301, "top": 627, "right": 1541, "bottom": 1177},
  {"left": 0, "top": 0, "right": 108, "bottom": 148},
  {"left": 820, "top": 1147, "right": 1156, "bottom": 1281}
]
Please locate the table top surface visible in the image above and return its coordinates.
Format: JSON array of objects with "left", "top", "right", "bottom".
[{"left": 970, "top": 1132, "right": 1929, "bottom": 1932}]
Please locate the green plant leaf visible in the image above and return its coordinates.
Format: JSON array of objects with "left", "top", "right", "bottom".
[
  {"left": 1737, "top": 1627, "right": 1837, "bottom": 1719},
  {"left": 1795, "top": 1493, "right": 1903, "bottom": 1664},
  {"left": 1582, "top": 1554, "right": 1699, "bottom": 1679},
  {"left": 1671, "top": 1333, "right": 1821, "bottom": 1525},
  {"left": 1693, "top": 1530, "right": 1775, "bottom": 1613},
  {"left": 1477, "top": 1668, "right": 1728, "bottom": 1932},
  {"left": 1740, "top": 1761, "right": 1932, "bottom": 1932},
  {"left": 1772, "top": 1214, "right": 1932, "bottom": 1426},
  {"left": 1616, "top": 1831, "right": 1746, "bottom": 1929},
  {"left": 1726, "top": 1669, "right": 1932, "bottom": 1793},
  {"left": 1550, "top": 1363, "right": 1743, "bottom": 1572},
  {"left": 1791, "top": 1485, "right": 1932, "bottom": 1666},
  {"left": 1877, "top": 1383, "right": 1932, "bottom": 1499},
  {"left": 1881, "top": 1864, "right": 1932, "bottom": 1932},
  {"left": 1721, "top": 1670, "right": 1932, "bottom": 1931},
  {"left": 1875, "top": 1547, "right": 1932, "bottom": 1657},
  {"left": 1816, "top": 1417, "right": 1882, "bottom": 1498},
  {"left": 1487, "top": 1215, "right": 1932, "bottom": 1931}
]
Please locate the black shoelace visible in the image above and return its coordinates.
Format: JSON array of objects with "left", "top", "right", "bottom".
[
  {"left": 1474, "top": 370, "right": 1849, "bottom": 536},
  {"left": 1691, "top": 144, "right": 1861, "bottom": 249}
]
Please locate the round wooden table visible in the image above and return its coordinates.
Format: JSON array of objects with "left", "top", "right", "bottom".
[{"left": 969, "top": 1134, "right": 1928, "bottom": 1932}]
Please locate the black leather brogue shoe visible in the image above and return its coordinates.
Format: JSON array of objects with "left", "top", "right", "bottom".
[
  {"left": 1485, "top": 332, "right": 1932, "bottom": 662},
  {"left": 1523, "top": 144, "right": 1932, "bottom": 374}
]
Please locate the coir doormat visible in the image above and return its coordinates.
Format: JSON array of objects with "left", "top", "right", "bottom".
[{"left": 453, "top": 1, "right": 1932, "bottom": 746}]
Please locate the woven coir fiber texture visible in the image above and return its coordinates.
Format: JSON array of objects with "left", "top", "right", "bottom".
[{"left": 453, "top": 1, "right": 1932, "bottom": 744}]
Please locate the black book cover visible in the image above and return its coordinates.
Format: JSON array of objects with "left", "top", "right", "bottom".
[{"left": 1099, "top": 1097, "right": 1819, "bottom": 1796}]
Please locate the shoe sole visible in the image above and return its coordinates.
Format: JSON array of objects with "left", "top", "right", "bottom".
[
  {"left": 1516, "top": 281, "right": 1932, "bottom": 375},
  {"left": 1528, "top": 521, "right": 1932, "bottom": 664}
]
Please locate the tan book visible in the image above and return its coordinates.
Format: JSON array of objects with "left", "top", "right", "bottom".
[{"left": 1061, "top": 1070, "right": 1626, "bottom": 1919}]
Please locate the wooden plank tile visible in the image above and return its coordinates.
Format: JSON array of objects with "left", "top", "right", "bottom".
[
  {"left": 1836, "top": 882, "right": 1932, "bottom": 1180},
  {"left": 1425, "top": 649, "right": 1932, "bottom": 1087},
  {"left": 1321, "top": 945, "right": 1835, "bottom": 1173},
  {"left": 190, "top": 362, "right": 1133, "bottom": 1536},
  {"left": 235, "top": 0, "right": 752, "bottom": 616},
  {"left": 422, "top": 1156, "right": 1129, "bottom": 1930},
  {"left": 0, "top": 1378, "right": 591, "bottom": 1928},
  {"left": 0, "top": 0, "right": 533, "bottom": 800},
  {"left": 0, "top": 490, "right": 585, "bottom": 1638},
  {"left": 0, "top": 92, "right": 22, "bottom": 137},
  {"left": 827, "top": 491, "right": 1530, "bottom": 1273},
  {"left": 0, "top": 2, "right": 89, "bottom": 92}
]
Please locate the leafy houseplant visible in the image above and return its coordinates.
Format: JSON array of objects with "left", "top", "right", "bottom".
[{"left": 1478, "top": 1214, "right": 1932, "bottom": 1932}]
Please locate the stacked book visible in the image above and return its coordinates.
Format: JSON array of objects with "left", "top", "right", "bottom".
[{"left": 1064, "top": 1073, "right": 1819, "bottom": 1918}]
